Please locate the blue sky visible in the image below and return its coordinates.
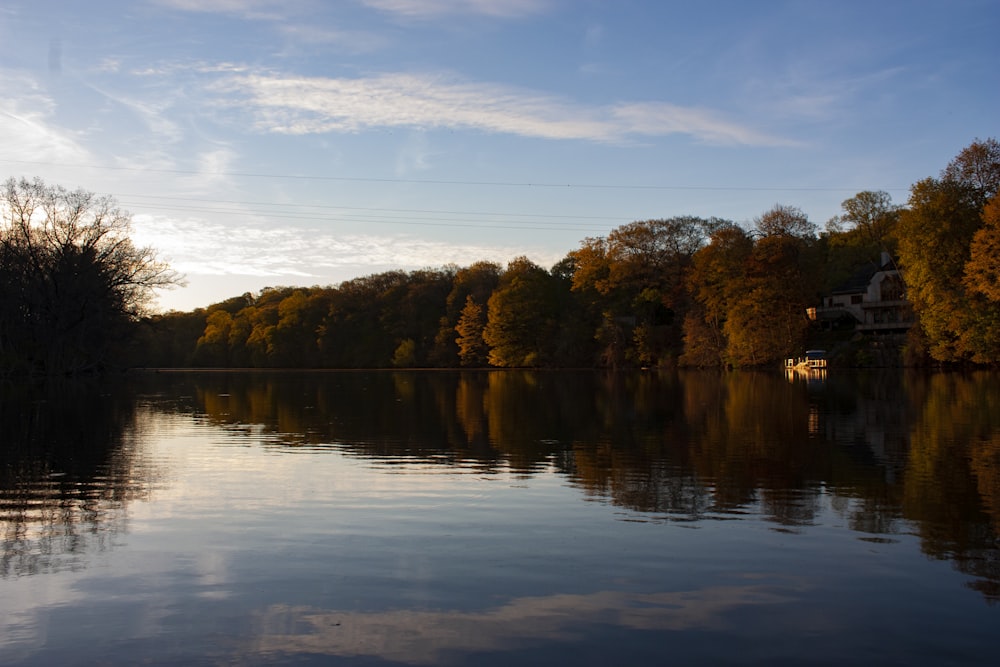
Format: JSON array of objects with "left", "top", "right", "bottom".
[{"left": 1, "top": 0, "right": 996, "bottom": 312}]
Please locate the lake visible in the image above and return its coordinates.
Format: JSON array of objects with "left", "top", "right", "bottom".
[{"left": 2, "top": 369, "right": 998, "bottom": 665}]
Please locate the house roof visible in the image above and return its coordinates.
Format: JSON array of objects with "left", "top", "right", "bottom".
[
  {"left": 830, "top": 254, "right": 896, "bottom": 295},
  {"left": 831, "top": 261, "right": 880, "bottom": 295}
]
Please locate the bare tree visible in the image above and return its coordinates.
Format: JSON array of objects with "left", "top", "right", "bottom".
[
  {"left": 754, "top": 204, "right": 816, "bottom": 239},
  {"left": 1, "top": 177, "right": 182, "bottom": 375}
]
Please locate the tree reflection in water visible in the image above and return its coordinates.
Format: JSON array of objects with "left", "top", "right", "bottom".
[
  {"left": 0, "top": 380, "right": 155, "bottom": 577},
  {"left": 138, "top": 368, "right": 1000, "bottom": 602},
  {"left": 6, "top": 369, "right": 1000, "bottom": 603}
]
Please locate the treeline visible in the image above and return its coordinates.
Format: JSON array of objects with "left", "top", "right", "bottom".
[
  {"left": 133, "top": 138, "right": 1000, "bottom": 369},
  {"left": 5, "top": 141, "right": 994, "bottom": 374}
]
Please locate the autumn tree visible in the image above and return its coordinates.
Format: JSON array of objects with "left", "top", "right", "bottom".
[
  {"left": 194, "top": 309, "right": 234, "bottom": 366},
  {"left": 897, "top": 138, "right": 1000, "bottom": 363},
  {"left": 965, "top": 194, "right": 1000, "bottom": 303},
  {"left": 483, "top": 257, "right": 559, "bottom": 367},
  {"left": 547, "top": 255, "right": 601, "bottom": 366},
  {"left": 381, "top": 268, "right": 453, "bottom": 367},
  {"left": 755, "top": 204, "right": 816, "bottom": 239},
  {"left": 681, "top": 223, "right": 753, "bottom": 367},
  {"left": 820, "top": 191, "right": 902, "bottom": 297},
  {"left": 318, "top": 273, "right": 407, "bottom": 367},
  {"left": 564, "top": 237, "right": 618, "bottom": 364},
  {"left": 454, "top": 295, "right": 489, "bottom": 366},
  {"left": 681, "top": 206, "right": 818, "bottom": 368},
  {"left": 941, "top": 137, "right": 1000, "bottom": 206},
  {"left": 432, "top": 262, "right": 499, "bottom": 365},
  {"left": 830, "top": 190, "right": 900, "bottom": 247},
  {"left": 724, "top": 233, "right": 816, "bottom": 366},
  {"left": 0, "top": 177, "right": 180, "bottom": 375},
  {"left": 567, "top": 217, "right": 717, "bottom": 367}
]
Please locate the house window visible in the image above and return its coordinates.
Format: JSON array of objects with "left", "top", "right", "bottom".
[{"left": 851, "top": 294, "right": 863, "bottom": 304}]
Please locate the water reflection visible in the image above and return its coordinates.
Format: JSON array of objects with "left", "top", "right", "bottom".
[
  {"left": 132, "top": 369, "right": 1000, "bottom": 602},
  {"left": 0, "top": 380, "right": 157, "bottom": 578},
  {"left": 901, "top": 372, "right": 1000, "bottom": 601},
  {"left": 253, "top": 578, "right": 806, "bottom": 664},
  {"left": 5, "top": 369, "right": 1000, "bottom": 607}
]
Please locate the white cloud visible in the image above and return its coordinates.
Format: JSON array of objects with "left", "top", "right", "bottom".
[
  {"left": 611, "top": 102, "right": 798, "bottom": 147},
  {"left": 362, "top": 0, "right": 551, "bottom": 19},
  {"left": 213, "top": 71, "right": 789, "bottom": 146},
  {"left": 133, "top": 209, "right": 563, "bottom": 310},
  {"left": 130, "top": 213, "right": 553, "bottom": 281},
  {"left": 278, "top": 24, "right": 389, "bottom": 53},
  {"left": 0, "top": 70, "right": 91, "bottom": 164},
  {"left": 152, "top": 0, "right": 290, "bottom": 21},
  {"left": 193, "top": 148, "right": 240, "bottom": 189},
  {"left": 253, "top": 581, "right": 805, "bottom": 663},
  {"left": 97, "top": 58, "right": 123, "bottom": 73},
  {"left": 86, "top": 83, "right": 185, "bottom": 145}
]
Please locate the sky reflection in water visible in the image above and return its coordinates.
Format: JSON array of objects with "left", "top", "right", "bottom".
[{"left": 1, "top": 370, "right": 999, "bottom": 665}]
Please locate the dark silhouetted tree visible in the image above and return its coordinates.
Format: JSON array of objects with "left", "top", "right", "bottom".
[{"left": 0, "top": 177, "right": 180, "bottom": 375}]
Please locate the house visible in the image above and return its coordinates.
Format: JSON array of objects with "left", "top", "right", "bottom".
[{"left": 808, "top": 252, "right": 913, "bottom": 332}]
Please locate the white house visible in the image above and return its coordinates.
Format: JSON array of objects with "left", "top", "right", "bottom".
[{"left": 808, "top": 252, "right": 913, "bottom": 332}]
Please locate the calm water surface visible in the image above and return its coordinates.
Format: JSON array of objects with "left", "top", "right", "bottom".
[{"left": 2, "top": 370, "right": 998, "bottom": 665}]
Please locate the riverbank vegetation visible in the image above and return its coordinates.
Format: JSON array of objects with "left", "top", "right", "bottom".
[{"left": 4, "top": 139, "right": 999, "bottom": 374}]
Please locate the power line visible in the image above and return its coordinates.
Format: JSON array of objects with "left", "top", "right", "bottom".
[
  {"left": 112, "top": 194, "right": 621, "bottom": 233},
  {"left": 0, "top": 158, "right": 911, "bottom": 193},
  {"left": 119, "top": 200, "right": 615, "bottom": 233},
  {"left": 113, "top": 193, "right": 625, "bottom": 222}
]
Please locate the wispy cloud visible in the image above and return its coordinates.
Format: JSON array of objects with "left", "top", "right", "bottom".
[
  {"left": 745, "top": 66, "right": 906, "bottom": 124},
  {"left": 86, "top": 82, "right": 185, "bottom": 144},
  {"left": 254, "top": 581, "right": 806, "bottom": 664},
  {"left": 611, "top": 102, "right": 795, "bottom": 146},
  {"left": 130, "top": 213, "right": 555, "bottom": 281},
  {"left": 361, "top": 0, "right": 551, "bottom": 19},
  {"left": 277, "top": 24, "right": 389, "bottom": 53},
  {"left": 152, "top": 0, "right": 290, "bottom": 21},
  {"left": 0, "top": 70, "right": 91, "bottom": 164},
  {"left": 212, "top": 71, "right": 790, "bottom": 146}
]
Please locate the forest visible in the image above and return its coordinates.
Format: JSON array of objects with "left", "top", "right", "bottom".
[{"left": 3, "top": 139, "right": 999, "bottom": 375}]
